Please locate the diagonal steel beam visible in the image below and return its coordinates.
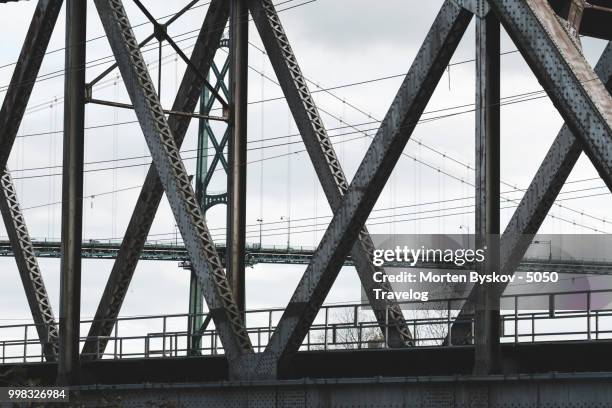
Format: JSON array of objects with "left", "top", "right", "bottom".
[
  {"left": 0, "top": 170, "right": 59, "bottom": 361},
  {"left": 253, "top": 0, "right": 473, "bottom": 377},
  {"left": 0, "top": 0, "right": 63, "bottom": 168},
  {"left": 248, "top": 0, "right": 413, "bottom": 347},
  {"left": 82, "top": 0, "right": 230, "bottom": 360},
  {"left": 92, "top": 0, "right": 252, "bottom": 369},
  {"left": 488, "top": 0, "right": 612, "bottom": 189},
  {"left": 450, "top": 41, "right": 612, "bottom": 343},
  {"left": 0, "top": 0, "right": 63, "bottom": 361}
]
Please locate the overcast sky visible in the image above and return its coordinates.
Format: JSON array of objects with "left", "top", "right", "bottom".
[{"left": 0, "top": 1, "right": 610, "bottom": 343}]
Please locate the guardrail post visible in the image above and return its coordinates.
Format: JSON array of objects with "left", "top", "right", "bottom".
[
  {"left": 113, "top": 320, "right": 118, "bottom": 359},
  {"left": 162, "top": 316, "right": 167, "bottom": 356},
  {"left": 324, "top": 308, "right": 329, "bottom": 351},
  {"left": 548, "top": 294, "right": 555, "bottom": 318},
  {"left": 385, "top": 306, "right": 389, "bottom": 349},
  {"left": 446, "top": 300, "right": 452, "bottom": 346},
  {"left": 587, "top": 291, "right": 592, "bottom": 340},
  {"left": 268, "top": 311, "right": 273, "bottom": 342},
  {"left": 23, "top": 325, "right": 27, "bottom": 363},
  {"left": 257, "top": 328, "right": 261, "bottom": 352},
  {"left": 514, "top": 296, "right": 518, "bottom": 343}
]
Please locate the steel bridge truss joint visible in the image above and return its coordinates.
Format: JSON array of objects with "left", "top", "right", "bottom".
[
  {"left": 450, "top": 5, "right": 612, "bottom": 342},
  {"left": 249, "top": 0, "right": 415, "bottom": 349},
  {"left": 83, "top": 0, "right": 231, "bottom": 359},
  {"left": 487, "top": 0, "right": 612, "bottom": 192},
  {"left": 252, "top": 0, "right": 473, "bottom": 378},
  {"left": 93, "top": 0, "right": 252, "bottom": 363},
  {"left": 453, "top": 0, "right": 489, "bottom": 17}
]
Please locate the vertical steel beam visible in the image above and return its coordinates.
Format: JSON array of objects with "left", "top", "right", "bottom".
[
  {"left": 227, "top": 0, "right": 249, "bottom": 314},
  {"left": 0, "top": 0, "right": 62, "bottom": 361},
  {"left": 473, "top": 4, "right": 501, "bottom": 375},
  {"left": 450, "top": 42, "right": 612, "bottom": 343},
  {"left": 93, "top": 0, "right": 252, "bottom": 373},
  {"left": 82, "top": 1, "right": 230, "bottom": 359},
  {"left": 253, "top": 0, "right": 472, "bottom": 377},
  {"left": 248, "top": 0, "right": 413, "bottom": 347},
  {"left": 58, "top": 0, "right": 86, "bottom": 385},
  {"left": 187, "top": 268, "right": 204, "bottom": 354},
  {"left": 189, "top": 88, "right": 210, "bottom": 354}
]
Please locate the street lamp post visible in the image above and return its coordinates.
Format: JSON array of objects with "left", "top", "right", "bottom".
[
  {"left": 459, "top": 224, "right": 471, "bottom": 248},
  {"left": 281, "top": 216, "right": 291, "bottom": 250},
  {"left": 533, "top": 240, "right": 552, "bottom": 261},
  {"left": 256, "top": 218, "right": 263, "bottom": 248}
]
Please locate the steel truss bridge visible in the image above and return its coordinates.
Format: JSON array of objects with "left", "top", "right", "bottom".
[{"left": 1, "top": 0, "right": 612, "bottom": 406}]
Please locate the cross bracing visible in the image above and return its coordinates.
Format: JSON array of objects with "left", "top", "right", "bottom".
[{"left": 0, "top": 0, "right": 610, "bottom": 385}]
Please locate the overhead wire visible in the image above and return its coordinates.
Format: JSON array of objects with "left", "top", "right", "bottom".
[
  {"left": 0, "top": 0, "right": 312, "bottom": 93},
  {"left": 3, "top": 0, "right": 608, "bottom": 239}
]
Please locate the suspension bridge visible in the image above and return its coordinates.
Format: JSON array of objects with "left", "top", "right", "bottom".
[{"left": 1, "top": 0, "right": 612, "bottom": 406}]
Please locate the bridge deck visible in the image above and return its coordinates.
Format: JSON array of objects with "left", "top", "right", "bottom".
[{"left": 1, "top": 340, "right": 610, "bottom": 386}]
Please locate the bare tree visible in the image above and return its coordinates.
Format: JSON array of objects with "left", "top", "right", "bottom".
[{"left": 308, "top": 307, "right": 384, "bottom": 350}]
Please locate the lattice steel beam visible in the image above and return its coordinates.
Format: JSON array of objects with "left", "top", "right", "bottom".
[
  {"left": 82, "top": 0, "right": 230, "bottom": 359},
  {"left": 189, "top": 44, "right": 231, "bottom": 356},
  {"left": 451, "top": 42, "right": 612, "bottom": 343},
  {"left": 254, "top": 0, "right": 473, "bottom": 377},
  {"left": 0, "top": 170, "right": 58, "bottom": 361},
  {"left": 248, "top": 0, "right": 412, "bottom": 347},
  {"left": 92, "top": 0, "right": 252, "bottom": 369},
  {"left": 0, "top": 0, "right": 62, "bottom": 362}
]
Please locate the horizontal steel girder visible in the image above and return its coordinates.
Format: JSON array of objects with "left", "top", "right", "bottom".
[
  {"left": 0, "top": 0, "right": 63, "bottom": 361},
  {"left": 451, "top": 41, "right": 612, "bottom": 343},
  {"left": 248, "top": 0, "right": 412, "bottom": 347},
  {"left": 93, "top": 0, "right": 252, "bottom": 370},
  {"left": 82, "top": 0, "right": 230, "bottom": 360},
  {"left": 253, "top": 0, "right": 473, "bottom": 377}
]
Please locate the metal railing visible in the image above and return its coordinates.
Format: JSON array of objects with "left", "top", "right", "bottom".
[{"left": 1, "top": 288, "right": 612, "bottom": 363}]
